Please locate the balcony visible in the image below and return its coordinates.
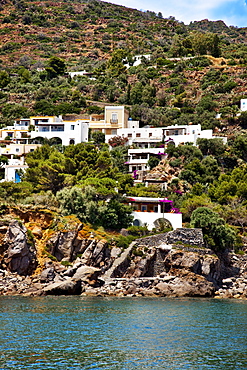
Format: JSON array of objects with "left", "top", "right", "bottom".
[
  {"left": 110, "top": 119, "right": 118, "bottom": 124},
  {"left": 51, "top": 126, "right": 64, "bottom": 132}
]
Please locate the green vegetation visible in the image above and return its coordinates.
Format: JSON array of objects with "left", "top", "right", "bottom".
[{"left": 0, "top": 0, "right": 246, "bottom": 251}]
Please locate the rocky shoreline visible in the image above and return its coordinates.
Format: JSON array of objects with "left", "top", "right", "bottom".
[{"left": 0, "top": 215, "right": 246, "bottom": 299}]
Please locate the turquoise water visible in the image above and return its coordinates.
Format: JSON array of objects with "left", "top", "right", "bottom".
[{"left": 0, "top": 297, "right": 246, "bottom": 369}]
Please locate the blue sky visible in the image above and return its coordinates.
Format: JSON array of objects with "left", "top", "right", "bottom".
[{"left": 107, "top": 0, "right": 247, "bottom": 27}]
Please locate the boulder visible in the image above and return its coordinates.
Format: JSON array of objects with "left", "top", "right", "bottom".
[
  {"left": 3, "top": 221, "right": 37, "bottom": 275},
  {"left": 43, "top": 278, "right": 81, "bottom": 295},
  {"left": 47, "top": 230, "right": 78, "bottom": 261},
  {"left": 40, "top": 263, "right": 55, "bottom": 283},
  {"left": 72, "top": 265, "right": 101, "bottom": 284}
]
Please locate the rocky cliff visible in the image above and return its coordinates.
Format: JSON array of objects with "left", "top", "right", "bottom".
[{"left": 0, "top": 208, "right": 246, "bottom": 299}]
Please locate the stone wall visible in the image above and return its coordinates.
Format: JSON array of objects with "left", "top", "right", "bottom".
[
  {"left": 134, "top": 228, "right": 204, "bottom": 248},
  {"left": 163, "top": 228, "right": 204, "bottom": 247}
]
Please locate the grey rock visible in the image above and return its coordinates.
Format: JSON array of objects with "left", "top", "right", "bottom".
[
  {"left": 43, "top": 278, "right": 81, "bottom": 295},
  {"left": 40, "top": 267, "right": 55, "bottom": 283},
  {"left": 72, "top": 265, "right": 101, "bottom": 283},
  {"left": 3, "top": 221, "right": 37, "bottom": 275}
]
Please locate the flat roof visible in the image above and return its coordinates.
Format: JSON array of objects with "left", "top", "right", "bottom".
[{"left": 127, "top": 197, "right": 173, "bottom": 203}]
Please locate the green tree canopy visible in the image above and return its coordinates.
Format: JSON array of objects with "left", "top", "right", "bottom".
[{"left": 190, "top": 207, "right": 236, "bottom": 251}]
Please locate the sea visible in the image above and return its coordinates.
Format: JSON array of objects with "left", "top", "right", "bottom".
[{"left": 0, "top": 296, "right": 246, "bottom": 370}]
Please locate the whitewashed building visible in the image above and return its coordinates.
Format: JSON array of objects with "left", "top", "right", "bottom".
[
  {"left": 240, "top": 99, "right": 247, "bottom": 112},
  {"left": 111, "top": 124, "right": 218, "bottom": 148},
  {"left": 126, "top": 148, "right": 166, "bottom": 173},
  {"left": 29, "top": 116, "right": 89, "bottom": 145},
  {"left": 123, "top": 54, "right": 151, "bottom": 69},
  {"left": 127, "top": 196, "right": 182, "bottom": 230},
  {"left": 2, "top": 158, "right": 28, "bottom": 183},
  {"left": 91, "top": 106, "right": 139, "bottom": 137}
]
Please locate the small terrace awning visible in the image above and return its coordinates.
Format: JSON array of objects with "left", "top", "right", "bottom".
[{"left": 127, "top": 197, "right": 173, "bottom": 203}]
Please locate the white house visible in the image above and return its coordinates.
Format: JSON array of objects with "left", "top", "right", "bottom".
[
  {"left": 109, "top": 123, "right": 227, "bottom": 148},
  {"left": 0, "top": 124, "right": 30, "bottom": 144},
  {"left": 68, "top": 70, "right": 88, "bottom": 78},
  {"left": 123, "top": 54, "right": 151, "bottom": 69},
  {"left": 163, "top": 124, "right": 213, "bottom": 146},
  {"left": 2, "top": 158, "right": 28, "bottom": 183},
  {"left": 116, "top": 126, "right": 163, "bottom": 148},
  {"left": 0, "top": 143, "right": 41, "bottom": 183},
  {"left": 29, "top": 116, "right": 89, "bottom": 145},
  {"left": 240, "top": 99, "right": 247, "bottom": 112},
  {"left": 126, "top": 148, "right": 166, "bottom": 174},
  {"left": 68, "top": 71, "right": 96, "bottom": 80},
  {"left": 91, "top": 106, "right": 139, "bottom": 137},
  {"left": 0, "top": 143, "right": 41, "bottom": 157},
  {"left": 127, "top": 196, "right": 182, "bottom": 230}
]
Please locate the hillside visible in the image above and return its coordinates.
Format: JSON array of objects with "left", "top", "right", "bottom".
[
  {"left": 0, "top": 0, "right": 246, "bottom": 127},
  {"left": 0, "top": 0, "right": 247, "bottom": 250},
  {"left": 0, "top": 0, "right": 246, "bottom": 67}
]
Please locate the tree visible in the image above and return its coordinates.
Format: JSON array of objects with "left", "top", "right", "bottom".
[
  {"left": 197, "top": 138, "right": 225, "bottom": 157},
  {"left": 92, "top": 131, "right": 105, "bottom": 144},
  {"left": 24, "top": 146, "right": 66, "bottom": 193},
  {"left": 232, "top": 135, "right": 247, "bottom": 161},
  {"left": 33, "top": 100, "right": 57, "bottom": 115},
  {"left": 100, "top": 199, "right": 133, "bottom": 230},
  {"left": 211, "top": 34, "right": 221, "bottom": 58},
  {"left": 148, "top": 156, "right": 160, "bottom": 170},
  {"left": 0, "top": 181, "right": 33, "bottom": 202},
  {"left": 45, "top": 56, "right": 66, "bottom": 79},
  {"left": 0, "top": 70, "right": 10, "bottom": 88},
  {"left": 196, "top": 95, "right": 217, "bottom": 114},
  {"left": 238, "top": 111, "right": 247, "bottom": 128},
  {"left": 57, "top": 185, "right": 133, "bottom": 230},
  {"left": 1, "top": 103, "right": 29, "bottom": 119},
  {"left": 190, "top": 207, "right": 236, "bottom": 251}
]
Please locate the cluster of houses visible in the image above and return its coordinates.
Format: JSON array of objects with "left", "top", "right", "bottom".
[{"left": 0, "top": 104, "right": 230, "bottom": 230}]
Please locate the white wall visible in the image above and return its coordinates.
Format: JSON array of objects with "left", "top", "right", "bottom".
[
  {"left": 240, "top": 99, "right": 247, "bottom": 112},
  {"left": 3, "top": 159, "right": 27, "bottom": 182},
  {"left": 132, "top": 211, "right": 182, "bottom": 230},
  {"left": 107, "top": 125, "right": 217, "bottom": 148},
  {"left": 30, "top": 120, "right": 89, "bottom": 145}
]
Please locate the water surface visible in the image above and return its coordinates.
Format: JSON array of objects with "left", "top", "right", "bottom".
[{"left": 0, "top": 296, "right": 246, "bottom": 369}]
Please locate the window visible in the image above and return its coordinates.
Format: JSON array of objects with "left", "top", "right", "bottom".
[
  {"left": 141, "top": 205, "right": 147, "bottom": 212},
  {"left": 51, "top": 125, "right": 64, "bottom": 132},
  {"left": 30, "top": 149, "right": 34, "bottom": 152},
  {"left": 111, "top": 113, "right": 118, "bottom": 123},
  {"left": 133, "top": 219, "right": 140, "bottom": 226},
  {"left": 71, "top": 125, "right": 75, "bottom": 130},
  {"left": 16, "top": 148, "right": 20, "bottom": 152},
  {"left": 136, "top": 133, "right": 141, "bottom": 137},
  {"left": 153, "top": 205, "right": 158, "bottom": 213},
  {"left": 111, "top": 129, "right": 117, "bottom": 135},
  {"left": 128, "top": 133, "right": 132, "bottom": 138},
  {"left": 149, "top": 132, "right": 152, "bottom": 137},
  {"left": 138, "top": 166, "right": 142, "bottom": 170}
]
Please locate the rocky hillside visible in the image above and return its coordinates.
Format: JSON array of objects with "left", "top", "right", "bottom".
[
  {"left": 0, "top": 207, "right": 246, "bottom": 298},
  {"left": 0, "top": 0, "right": 246, "bottom": 68},
  {"left": 0, "top": 0, "right": 247, "bottom": 129}
]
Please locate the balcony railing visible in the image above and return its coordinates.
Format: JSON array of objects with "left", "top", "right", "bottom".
[{"left": 110, "top": 119, "right": 118, "bottom": 124}]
